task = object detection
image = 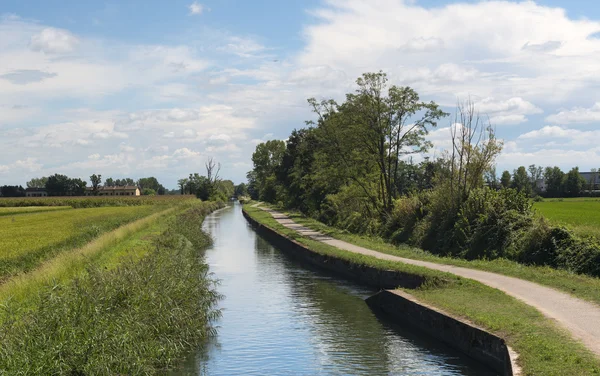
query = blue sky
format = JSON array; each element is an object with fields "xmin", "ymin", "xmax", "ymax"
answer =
[{"xmin": 1, "ymin": 0, "xmax": 600, "ymax": 188}]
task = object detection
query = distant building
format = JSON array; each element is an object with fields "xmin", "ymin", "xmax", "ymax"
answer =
[
  {"xmin": 25, "ymin": 188, "xmax": 48, "ymax": 197},
  {"xmin": 85, "ymin": 186, "xmax": 141, "ymax": 196},
  {"xmin": 580, "ymin": 172, "xmax": 600, "ymax": 191}
]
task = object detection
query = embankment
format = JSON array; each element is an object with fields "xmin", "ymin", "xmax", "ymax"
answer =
[{"xmin": 242, "ymin": 207, "xmax": 519, "ymax": 375}]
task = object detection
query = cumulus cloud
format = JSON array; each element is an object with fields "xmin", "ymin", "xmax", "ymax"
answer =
[
  {"xmin": 29, "ymin": 27, "xmax": 80, "ymax": 54},
  {"xmin": 546, "ymin": 103, "xmax": 600, "ymax": 124}
]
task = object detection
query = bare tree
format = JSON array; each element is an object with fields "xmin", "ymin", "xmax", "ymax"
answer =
[
  {"xmin": 205, "ymin": 157, "xmax": 221, "ymax": 188},
  {"xmin": 448, "ymin": 98, "xmax": 503, "ymax": 202}
]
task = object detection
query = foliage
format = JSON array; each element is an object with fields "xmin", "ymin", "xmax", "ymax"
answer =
[
  {"xmin": 500, "ymin": 170, "xmax": 511, "ymax": 188},
  {"xmin": 0, "ymin": 203, "xmax": 222, "ymax": 374},
  {"xmin": 0, "ymin": 185, "xmax": 25, "ymax": 197},
  {"xmin": 26, "ymin": 177, "xmax": 48, "ymax": 189},
  {"xmin": 89, "ymin": 174, "xmax": 102, "ymax": 195},
  {"xmin": 511, "ymin": 166, "xmax": 531, "ymax": 196}
]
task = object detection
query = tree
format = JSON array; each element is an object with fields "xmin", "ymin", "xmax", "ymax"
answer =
[
  {"xmin": 142, "ymin": 188, "xmax": 156, "ymax": 196},
  {"xmin": 137, "ymin": 177, "xmax": 164, "ymax": 194},
  {"xmin": 484, "ymin": 167, "xmax": 500, "ymax": 190},
  {"xmin": 251, "ymin": 140, "xmax": 285, "ymax": 202},
  {"xmin": 500, "ymin": 170, "xmax": 511, "ymax": 188},
  {"xmin": 45, "ymin": 174, "xmax": 71, "ymax": 196},
  {"xmin": 26, "ymin": 177, "xmax": 48, "ymax": 189},
  {"xmin": 234, "ymin": 183, "xmax": 249, "ymax": 197},
  {"xmin": 90, "ymin": 174, "xmax": 102, "ymax": 195},
  {"xmin": 69, "ymin": 178, "xmax": 87, "ymax": 196},
  {"xmin": 564, "ymin": 167, "xmax": 586, "ymax": 197},
  {"xmin": 309, "ymin": 72, "xmax": 446, "ymax": 214},
  {"xmin": 0, "ymin": 185, "xmax": 25, "ymax": 197},
  {"xmin": 528, "ymin": 164, "xmax": 543, "ymax": 194},
  {"xmin": 445, "ymin": 99, "xmax": 503, "ymax": 202},
  {"xmin": 544, "ymin": 166, "xmax": 564, "ymax": 198},
  {"xmin": 178, "ymin": 178, "xmax": 189, "ymax": 195},
  {"xmin": 105, "ymin": 178, "xmax": 115, "ymax": 187},
  {"xmin": 512, "ymin": 166, "xmax": 531, "ymax": 196}
]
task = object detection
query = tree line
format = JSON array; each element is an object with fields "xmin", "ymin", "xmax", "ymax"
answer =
[
  {"xmin": 246, "ymin": 71, "xmax": 600, "ymax": 278},
  {"xmin": 492, "ymin": 166, "xmax": 599, "ymax": 198},
  {"xmin": 0, "ymin": 174, "xmax": 169, "ymax": 197}
]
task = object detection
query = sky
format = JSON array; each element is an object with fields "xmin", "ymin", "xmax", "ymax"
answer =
[{"xmin": 1, "ymin": 0, "xmax": 600, "ymax": 188}]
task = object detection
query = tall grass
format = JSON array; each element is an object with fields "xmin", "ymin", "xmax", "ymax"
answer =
[{"xmin": 0, "ymin": 201, "xmax": 223, "ymax": 374}]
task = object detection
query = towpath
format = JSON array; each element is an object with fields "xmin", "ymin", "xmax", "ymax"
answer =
[{"xmin": 255, "ymin": 205, "xmax": 600, "ymax": 358}]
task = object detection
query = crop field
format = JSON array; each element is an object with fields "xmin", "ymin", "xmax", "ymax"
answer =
[
  {"xmin": 534, "ymin": 198, "xmax": 600, "ymax": 239},
  {"xmin": 0, "ymin": 205, "xmax": 161, "ymax": 280},
  {"xmin": 0, "ymin": 194, "xmax": 196, "ymax": 208},
  {"xmin": 0, "ymin": 206, "xmax": 71, "ymax": 216}
]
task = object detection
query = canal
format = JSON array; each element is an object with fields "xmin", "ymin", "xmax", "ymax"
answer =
[{"xmin": 175, "ymin": 203, "xmax": 495, "ymax": 375}]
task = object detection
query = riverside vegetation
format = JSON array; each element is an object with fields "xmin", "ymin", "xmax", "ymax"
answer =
[
  {"xmin": 246, "ymin": 71, "xmax": 600, "ymax": 279},
  {"xmin": 243, "ymin": 204, "xmax": 600, "ymax": 375},
  {"xmin": 0, "ymin": 196, "xmax": 223, "ymax": 374}
]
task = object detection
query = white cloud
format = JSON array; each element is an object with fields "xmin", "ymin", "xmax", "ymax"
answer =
[
  {"xmin": 29, "ymin": 27, "xmax": 79, "ymax": 54},
  {"xmin": 546, "ymin": 103, "xmax": 600, "ymax": 124},
  {"xmin": 189, "ymin": 2, "xmax": 204, "ymax": 15},
  {"xmin": 474, "ymin": 97, "xmax": 543, "ymax": 125}
]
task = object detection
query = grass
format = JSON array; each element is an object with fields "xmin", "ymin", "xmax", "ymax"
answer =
[
  {"xmin": 244, "ymin": 204, "xmax": 600, "ymax": 375},
  {"xmin": 272, "ymin": 206, "xmax": 600, "ymax": 307},
  {"xmin": 0, "ymin": 205, "xmax": 161, "ymax": 281},
  {"xmin": 534, "ymin": 200, "xmax": 600, "ymax": 239},
  {"xmin": 0, "ymin": 206, "xmax": 71, "ymax": 216},
  {"xmin": 0, "ymin": 201, "xmax": 223, "ymax": 374}
]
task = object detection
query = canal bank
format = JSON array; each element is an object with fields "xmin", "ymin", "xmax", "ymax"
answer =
[
  {"xmin": 243, "ymin": 203, "xmax": 600, "ymax": 375},
  {"xmin": 242, "ymin": 205, "xmax": 517, "ymax": 376},
  {"xmin": 175, "ymin": 202, "xmax": 494, "ymax": 375}
]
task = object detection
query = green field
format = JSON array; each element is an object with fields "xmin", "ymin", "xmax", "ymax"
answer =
[
  {"xmin": 0, "ymin": 203, "xmax": 167, "ymax": 281},
  {"xmin": 534, "ymin": 198, "xmax": 600, "ymax": 239},
  {"xmin": 0, "ymin": 206, "xmax": 71, "ymax": 216}
]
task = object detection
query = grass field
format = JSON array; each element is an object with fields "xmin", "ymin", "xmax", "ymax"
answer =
[
  {"xmin": 243, "ymin": 204, "xmax": 600, "ymax": 375},
  {"xmin": 534, "ymin": 199, "xmax": 600, "ymax": 239},
  {"xmin": 0, "ymin": 205, "xmax": 161, "ymax": 281},
  {"xmin": 0, "ymin": 206, "xmax": 71, "ymax": 216}
]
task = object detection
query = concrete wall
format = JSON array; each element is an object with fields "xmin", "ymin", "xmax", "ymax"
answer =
[
  {"xmin": 243, "ymin": 209, "xmax": 426, "ymax": 289},
  {"xmin": 243, "ymin": 207, "xmax": 521, "ymax": 375},
  {"xmin": 367, "ymin": 290, "xmax": 520, "ymax": 376}
]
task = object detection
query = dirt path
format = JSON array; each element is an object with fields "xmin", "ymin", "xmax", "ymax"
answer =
[{"xmin": 259, "ymin": 206, "xmax": 600, "ymax": 358}]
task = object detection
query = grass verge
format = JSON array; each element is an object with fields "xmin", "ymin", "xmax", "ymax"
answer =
[
  {"xmin": 244, "ymin": 204, "xmax": 600, "ymax": 375},
  {"xmin": 274, "ymin": 206, "xmax": 600, "ymax": 306},
  {"xmin": 0, "ymin": 201, "xmax": 223, "ymax": 374}
]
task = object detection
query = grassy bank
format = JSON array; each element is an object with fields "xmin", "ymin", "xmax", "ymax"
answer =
[
  {"xmin": 244, "ymin": 204, "xmax": 600, "ymax": 375},
  {"xmin": 277, "ymin": 207, "xmax": 600, "ymax": 306},
  {"xmin": 0, "ymin": 201, "xmax": 223, "ymax": 374}
]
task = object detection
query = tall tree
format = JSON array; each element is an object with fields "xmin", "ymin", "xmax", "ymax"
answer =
[
  {"xmin": 528, "ymin": 164, "xmax": 543, "ymax": 194},
  {"xmin": 544, "ymin": 166, "xmax": 564, "ymax": 198},
  {"xmin": 512, "ymin": 166, "xmax": 531, "ymax": 196},
  {"xmin": 500, "ymin": 170, "xmax": 511, "ymax": 189},
  {"xmin": 178, "ymin": 178, "xmax": 189, "ymax": 195},
  {"xmin": 26, "ymin": 177, "xmax": 48, "ymax": 189},
  {"xmin": 309, "ymin": 72, "xmax": 446, "ymax": 213},
  {"xmin": 251, "ymin": 140, "xmax": 285, "ymax": 202},
  {"xmin": 45, "ymin": 174, "xmax": 71, "ymax": 196},
  {"xmin": 104, "ymin": 177, "xmax": 115, "ymax": 187},
  {"xmin": 564, "ymin": 167, "xmax": 585, "ymax": 197},
  {"xmin": 90, "ymin": 174, "xmax": 102, "ymax": 195}
]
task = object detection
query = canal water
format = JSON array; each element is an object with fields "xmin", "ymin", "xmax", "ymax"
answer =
[{"xmin": 175, "ymin": 203, "xmax": 495, "ymax": 375}]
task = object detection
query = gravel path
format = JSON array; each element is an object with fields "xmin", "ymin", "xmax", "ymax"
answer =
[{"xmin": 259, "ymin": 206, "xmax": 600, "ymax": 358}]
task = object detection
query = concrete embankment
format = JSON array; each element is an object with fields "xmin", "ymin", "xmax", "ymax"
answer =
[{"xmin": 242, "ymin": 207, "xmax": 520, "ymax": 375}]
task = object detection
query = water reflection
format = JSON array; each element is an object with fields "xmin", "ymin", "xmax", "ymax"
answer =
[{"xmin": 173, "ymin": 203, "xmax": 496, "ymax": 376}]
